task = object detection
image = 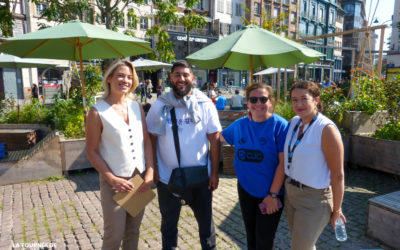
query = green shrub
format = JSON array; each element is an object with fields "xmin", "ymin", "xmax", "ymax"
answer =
[
  {"xmin": 372, "ymin": 74, "xmax": 400, "ymax": 141},
  {"xmin": 372, "ymin": 122, "xmax": 400, "ymax": 141},
  {"xmin": 1, "ymin": 98, "xmax": 50, "ymax": 124},
  {"xmin": 345, "ymin": 70, "xmax": 386, "ymax": 114},
  {"xmin": 342, "ymin": 97, "xmax": 381, "ymax": 115},
  {"xmin": 0, "ymin": 64, "xmax": 103, "ymax": 139},
  {"xmin": 47, "ymin": 95, "xmax": 85, "ymax": 138},
  {"xmin": 275, "ymin": 102, "xmax": 295, "ymax": 121},
  {"xmin": 320, "ymin": 86, "xmax": 345, "ymax": 124}
]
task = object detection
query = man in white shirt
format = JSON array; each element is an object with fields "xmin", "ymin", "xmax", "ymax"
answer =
[
  {"xmin": 146, "ymin": 60, "xmax": 221, "ymax": 250},
  {"xmin": 230, "ymin": 89, "xmax": 244, "ymax": 110}
]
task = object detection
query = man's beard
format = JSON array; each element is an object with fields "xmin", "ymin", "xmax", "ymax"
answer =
[{"xmin": 172, "ymin": 82, "xmax": 193, "ymax": 97}]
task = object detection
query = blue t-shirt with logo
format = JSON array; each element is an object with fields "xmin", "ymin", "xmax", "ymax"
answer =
[{"xmin": 222, "ymin": 114, "xmax": 289, "ymax": 198}]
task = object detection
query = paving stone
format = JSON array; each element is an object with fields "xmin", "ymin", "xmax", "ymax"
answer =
[{"xmin": 1, "ymin": 168, "xmax": 400, "ymax": 249}]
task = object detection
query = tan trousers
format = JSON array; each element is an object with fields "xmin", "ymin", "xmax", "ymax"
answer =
[
  {"xmin": 100, "ymin": 176, "xmax": 145, "ymax": 250},
  {"xmin": 284, "ymin": 179, "xmax": 333, "ymax": 250}
]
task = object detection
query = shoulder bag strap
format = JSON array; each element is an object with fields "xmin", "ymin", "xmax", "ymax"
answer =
[{"xmin": 170, "ymin": 108, "xmax": 181, "ymax": 168}]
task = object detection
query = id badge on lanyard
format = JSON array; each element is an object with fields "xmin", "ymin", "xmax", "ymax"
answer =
[{"xmin": 287, "ymin": 115, "xmax": 318, "ymax": 171}]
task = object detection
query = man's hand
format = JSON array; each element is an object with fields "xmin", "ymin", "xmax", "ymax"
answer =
[
  {"xmin": 138, "ymin": 178, "xmax": 153, "ymax": 192},
  {"xmin": 208, "ymin": 172, "xmax": 219, "ymax": 191},
  {"xmin": 153, "ymin": 168, "xmax": 160, "ymax": 184},
  {"xmin": 138, "ymin": 170, "xmax": 154, "ymax": 192}
]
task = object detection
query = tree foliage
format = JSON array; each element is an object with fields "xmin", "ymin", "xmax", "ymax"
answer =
[
  {"xmin": 0, "ymin": 1, "xmax": 13, "ymax": 37},
  {"xmin": 242, "ymin": 6, "xmax": 291, "ymax": 36}
]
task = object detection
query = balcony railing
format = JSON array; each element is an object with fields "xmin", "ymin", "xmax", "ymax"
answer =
[{"xmin": 165, "ymin": 24, "xmax": 216, "ymax": 36}]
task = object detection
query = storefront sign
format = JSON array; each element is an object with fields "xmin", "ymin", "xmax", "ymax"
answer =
[{"xmin": 176, "ymin": 36, "xmax": 208, "ymax": 43}]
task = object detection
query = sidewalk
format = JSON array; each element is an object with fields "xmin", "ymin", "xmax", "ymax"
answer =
[{"xmin": 0, "ymin": 167, "xmax": 399, "ymax": 249}]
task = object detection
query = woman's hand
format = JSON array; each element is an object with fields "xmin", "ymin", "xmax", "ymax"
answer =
[
  {"xmin": 331, "ymin": 210, "xmax": 346, "ymax": 229},
  {"xmin": 262, "ymin": 195, "xmax": 280, "ymax": 214},
  {"xmin": 108, "ymin": 175, "xmax": 134, "ymax": 193}
]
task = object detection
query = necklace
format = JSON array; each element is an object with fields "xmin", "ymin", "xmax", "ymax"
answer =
[{"xmin": 112, "ymin": 103, "xmax": 129, "ymax": 123}]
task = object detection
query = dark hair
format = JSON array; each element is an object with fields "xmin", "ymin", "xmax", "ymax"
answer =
[
  {"xmin": 245, "ymin": 83, "xmax": 275, "ymax": 111},
  {"xmin": 290, "ymin": 80, "xmax": 323, "ymax": 111},
  {"xmin": 235, "ymin": 89, "xmax": 239, "ymax": 94},
  {"xmin": 171, "ymin": 60, "xmax": 193, "ymax": 74}
]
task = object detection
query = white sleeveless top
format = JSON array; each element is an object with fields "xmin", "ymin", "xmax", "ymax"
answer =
[
  {"xmin": 94, "ymin": 99, "xmax": 146, "ymax": 177},
  {"xmin": 284, "ymin": 113, "xmax": 337, "ymax": 189}
]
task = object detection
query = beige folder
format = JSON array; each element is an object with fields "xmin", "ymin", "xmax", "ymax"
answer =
[{"xmin": 112, "ymin": 174, "xmax": 156, "ymax": 217}]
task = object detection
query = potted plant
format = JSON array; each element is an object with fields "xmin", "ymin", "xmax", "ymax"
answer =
[{"xmin": 344, "ymin": 71, "xmax": 399, "ymax": 175}]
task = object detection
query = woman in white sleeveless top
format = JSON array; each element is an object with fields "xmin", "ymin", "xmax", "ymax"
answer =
[
  {"xmin": 86, "ymin": 60, "xmax": 154, "ymax": 250},
  {"xmin": 283, "ymin": 81, "xmax": 346, "ymax": 250}
]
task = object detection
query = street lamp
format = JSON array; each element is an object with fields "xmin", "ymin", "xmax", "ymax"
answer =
[{"xmin": 373, "ymin": 18, "xmax": 392, "ymax": 26}]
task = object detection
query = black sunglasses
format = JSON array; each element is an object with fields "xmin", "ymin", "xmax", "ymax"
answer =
[{"xmin": 249, "ymin": 96, "xmax": 269, "ymax": 104}]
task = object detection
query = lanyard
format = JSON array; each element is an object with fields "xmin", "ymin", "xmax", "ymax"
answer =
[{"xmin": 287, "ymin": 114, "xmax": 318, "ymax": 170}]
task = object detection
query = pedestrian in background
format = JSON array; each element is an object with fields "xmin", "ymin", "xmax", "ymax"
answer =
[
  {"xmin": 156, "ymin": 80, "xmax": 163, "ymax": 98},
  {"xmin": 209, "ymin": 83, "xmax": 217, "ymax": 105},
  {"xmin": 230, "ymin": 89, "xmax": 243, "ymax": 110},
  {"xmin": 146, "ymin": 79, "xmax": 153, "ymax": 98},
  {"xmin": 222, "ymin": 84, "xmax": 288, "ymax": 249},
  {"xmin": 140, "ymin": 80, "xmax": 147, "ymax": 103},
  {"xmin": 31, "ymin": 84, "xmax": 39, "ymax": 98},
  {"xmin": 146, "ymin": 60, "xmax": 221, "ymax": 250},
  {"xmin": 284, "ymin": 80, "xmax": 346, "ymax": 250},
  {"xmin": 321, "ymin": 77, "xmax": 333, "ymax": 89},
  {"xmin": 86, "ymin": 59, "xmax": 154, "ymax": 250},
  {"xmin": 216, "ymin": 90, "xmax": 227, "ymax": 110}
]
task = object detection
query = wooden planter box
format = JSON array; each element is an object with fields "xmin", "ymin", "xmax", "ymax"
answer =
[
  {"xmin": 222, "ymin": 144, "xmax": 236, "ymax": 175},
  {"xmin": 367, "ymin": 191, "xmax": 400, "ymax": 248},
  {"xmin": 349, "ymin": 135, "xmax": 400, "ymax": 175},
  {"xmin": 60, "ymin": 138, "xmax": 92, "ymax": 172},
  {"xmin": 0, "ymin": 124, "xmax": 51, "ymax": 151},
  {"xmin": 218, "ymin": 110, "xmax": 247, "ymax": 122},
  {"xmin": 341, "ymin": 110, "xmax": 388, "ymax": 135},
  {"xmin": 0, "ymin": 129, "xmax": 38, "ymax": 151}
]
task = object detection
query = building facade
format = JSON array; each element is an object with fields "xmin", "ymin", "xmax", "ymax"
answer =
[
  {"xmin": 245, "ymin": 0, "xmax": 299, "ymax": 39},
  {"xmin": 0, "ymin": 0, "xmax": 29, "ymax": 99},
  {"xmin": 297, "ymin": 0, "xmax": 339, "ymax": 82},
  {"xmin": 333, "ymin": 4, "xmax": 344, "ymax": 82},
  {"xmin": 0, "ymin": 0, "xmax": 156, "ymax": 100},
  {"xmin": 387, "ymin": 0, "xmax": 400, "ymax": 68},
  {"xmin": 212, "ymin": 0, "xmax": 246, "ymax": 87},
  {"xmin": 341, "ymin": 0, "xmax": 366, "ymax": 79}
]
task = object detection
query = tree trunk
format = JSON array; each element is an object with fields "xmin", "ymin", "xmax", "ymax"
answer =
[{"xmin": 186, "ymin": 29, "xmax": 190, "ymax": 56}]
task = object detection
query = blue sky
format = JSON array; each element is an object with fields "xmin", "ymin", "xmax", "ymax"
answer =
[{"xmin": 365, "ymin": 0, "xmax": 395, "ymax": 50}]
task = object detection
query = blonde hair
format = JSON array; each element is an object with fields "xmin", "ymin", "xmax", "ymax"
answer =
[{"xmin": 102, "ymin": 59, "xmax": 138, "ymax": 99}]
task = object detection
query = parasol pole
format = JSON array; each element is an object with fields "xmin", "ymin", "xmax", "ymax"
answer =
[
  {"xmin": 250, "ymin": 55, "xmax": 253, "ymax": 85},
  {"xmin": 78, "ymin": 40, "xmax": 87, "ymax": 118}
]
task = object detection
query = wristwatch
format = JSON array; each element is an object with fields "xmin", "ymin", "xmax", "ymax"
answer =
[{"xmin": 269, "ymin": 192, "xmax": 278, "ymax": 198}]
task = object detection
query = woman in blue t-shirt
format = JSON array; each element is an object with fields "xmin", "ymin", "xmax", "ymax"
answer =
[{"xmin": 222, "ymin": 83, "xmax": 289, "ymax": 250}]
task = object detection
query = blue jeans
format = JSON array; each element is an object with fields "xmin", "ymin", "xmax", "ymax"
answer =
[{"xmin": 157, "ymin": 182, "xmax": 216, "ymax": 250}]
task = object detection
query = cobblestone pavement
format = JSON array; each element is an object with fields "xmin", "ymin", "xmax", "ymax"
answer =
[{"xmin": 0, "ymin": 166, "xmax": 399, "ymax": 249}]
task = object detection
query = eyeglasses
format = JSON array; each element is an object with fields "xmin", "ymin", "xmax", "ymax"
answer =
[{"xmin": 249, "ymin": 96, "xmax": 269, "ymax": 104}]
